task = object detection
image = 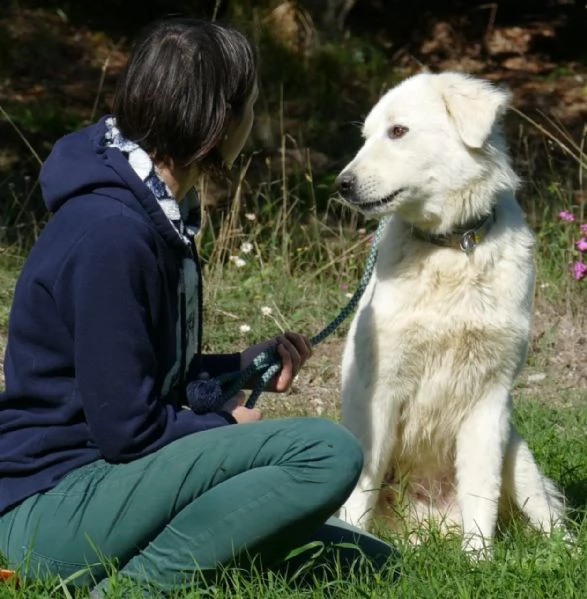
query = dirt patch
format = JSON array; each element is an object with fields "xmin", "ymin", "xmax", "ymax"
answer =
[
  {"xmin": 529, "ymin": 297, "xmax": 587, "ymax": 392},
  {"xmin": 1, "ymin": 7, "xmax": 586, "ymax": 164},
  {"xmin": 351, "ymin": 2, "xmax": 587, "ymax": 133},
  {"xmin": 0, "ymin": 8, "xmax": 127, "ymax": 173},
  {"xmin": 0, "ymin": 9, "xmax": 127, "ymax": 107}
]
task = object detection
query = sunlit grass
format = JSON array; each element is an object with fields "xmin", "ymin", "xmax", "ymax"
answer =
[
  {"xmin": 1, "ymin": 200, "xmax": 585, "ymax": 597},
  {"xmin": 0, "ymin": 396, "xmax": 584, "ymax": 598},
  {"xmin": 0, "ymin": 23, "xmax": 585, "ymax": 595}
]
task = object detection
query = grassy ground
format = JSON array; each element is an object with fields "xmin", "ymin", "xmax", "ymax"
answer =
[
  {"xmin": 0, "ymin": 200, "xmax": 586, "ymax": 597},
  {"xmin": 0, "ymin": 9, "xmax": 585, "ymax": 592}
]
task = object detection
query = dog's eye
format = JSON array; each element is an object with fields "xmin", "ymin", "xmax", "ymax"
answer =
[{"xmin": 388, "ymin": 125, "xmax": 409, "ymax": 139}]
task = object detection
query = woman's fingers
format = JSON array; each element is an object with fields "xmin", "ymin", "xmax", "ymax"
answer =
[
  {"xmin": 273, "ymin": 332, "xmax": 313, "ymax": 392},
  {"xmin": 221, "ymin": 390, "xmax": 246, "ymax": 412},
  {"xmin": 231, "ymin": 406, "xmax": 263, "ymax": 423},
  {"xmin": 276, "ymin": 334, "xmax": 301, "ymax": 374},
  {"xmin": 241, "ymin": 331, "xmax": 313, "ymax": 393},
  {"xmin": 275, "ymin": 341, "xmax": 294, "ymax": 391},
  {"xmin": 284, "ymin": 332, "xmax": 312, "ymax": 365}
]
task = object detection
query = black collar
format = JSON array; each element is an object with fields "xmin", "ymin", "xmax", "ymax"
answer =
[{"xmin": 411, "ymin": 209, "xmax": 496, "ymax": 254}]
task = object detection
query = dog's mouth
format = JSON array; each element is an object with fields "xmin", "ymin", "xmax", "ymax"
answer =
[{"xmin": 358, "ymin": 188, "xmax": 406, "ymax": 213}]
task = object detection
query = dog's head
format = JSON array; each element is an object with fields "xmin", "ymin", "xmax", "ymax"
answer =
[{"xmin": 336, "ymin": 72, "xmax": 517, "ymax": 233}]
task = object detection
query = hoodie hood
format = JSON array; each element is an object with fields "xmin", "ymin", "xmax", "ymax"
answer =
[{"xmin": 40, "ymin": 116, "xmax": 188, "ymax": 252}]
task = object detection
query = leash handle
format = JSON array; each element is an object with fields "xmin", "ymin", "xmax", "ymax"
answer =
[
  {"xmin": 218, "ymin": 348, "xmax": 281, "ymax": 407},
  {"xmin": 218, "ymin": 218, "xmax": 388, "ymax": 408}
]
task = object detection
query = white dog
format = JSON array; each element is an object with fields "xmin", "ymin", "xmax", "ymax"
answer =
[{"xmin": 336, "ymin": 72, "xmax": 566, "ymax": 555}]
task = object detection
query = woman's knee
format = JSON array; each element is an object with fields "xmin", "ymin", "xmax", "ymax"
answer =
[{"xmin": 289, "ymin": 417, "xmax": 364, "ymax": 485}]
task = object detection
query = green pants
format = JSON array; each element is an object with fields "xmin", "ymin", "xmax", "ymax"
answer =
[{"xmin": 0, "ymin": 417, "xmax": 395, "ymax": 593}]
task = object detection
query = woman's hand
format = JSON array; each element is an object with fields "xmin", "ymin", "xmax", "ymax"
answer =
[
  {"xmin": 221, "ymin": 390, "xmax": 262, "ymax": 423},
  {"xmin": 241, "ymin": 332, "xmax": 313, "ymax": 393}
]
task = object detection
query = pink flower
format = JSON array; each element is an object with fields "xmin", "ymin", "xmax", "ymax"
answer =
[
  {"xmin": 559, "ymin": 210, "xmax": 575, "ymax": 222},
  {"xmin": 577, "ymin": 238, "xmax": 587, "ymax": 252},
  {"xmin": 581, "ymin": 223, "xmax": 587, "ymax": 235},
  {"xmin": 573, "ymin": 261, "xmax": 587, "ymax": 281}
]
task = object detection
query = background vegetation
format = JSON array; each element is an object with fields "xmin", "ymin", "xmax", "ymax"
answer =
[{"xmin": 0, "ymin": 0, "xmax": 585, "ymax": 597}]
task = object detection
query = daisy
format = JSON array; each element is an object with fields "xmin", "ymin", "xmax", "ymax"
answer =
[{"xmin": 229, "ymin": 255, "xmax": 247, "ymax": 268}]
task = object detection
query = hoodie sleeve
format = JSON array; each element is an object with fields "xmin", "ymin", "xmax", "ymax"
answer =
[{"xmin": 53, "ymin": 214, "xmax": 233, "ymax": 463}]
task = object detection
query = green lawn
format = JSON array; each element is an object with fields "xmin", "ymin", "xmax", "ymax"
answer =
[
  {"xmin": 0, "ymin": 246, "xmax": 585, "ymax": 598},
  {"xmin": 1, "ymin": 3, "xmax": 585, "ymax": 594},
  {"xmin": 0, "ymin": 395, "xmax": 584, "ymax": 598}
]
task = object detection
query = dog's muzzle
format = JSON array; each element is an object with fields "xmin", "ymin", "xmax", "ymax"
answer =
[
  {"xmin": 336, "ymin": 171, "xmax": 357, "ymax": 201},
  {"xmin": 336, "ymin": 171, "xmax": 405, "ymax": 213}
]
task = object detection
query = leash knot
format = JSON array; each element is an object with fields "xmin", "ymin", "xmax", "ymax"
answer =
[{"xmin": 186, "ymin": 373, "xmax": 225, "ymax": 414}]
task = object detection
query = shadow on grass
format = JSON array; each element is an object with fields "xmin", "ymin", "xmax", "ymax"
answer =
[{"xmin": 565, "ymin": 477, "xmax": 587, "ymax": 525}]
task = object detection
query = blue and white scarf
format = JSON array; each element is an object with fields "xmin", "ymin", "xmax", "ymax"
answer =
[{"xmin": 104, "ymin": 117, "xmax": 201, "ymax": 396}]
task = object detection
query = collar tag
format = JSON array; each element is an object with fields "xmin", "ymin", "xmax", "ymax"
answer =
[
  {"xmin": 411, "ymin": 208, "xmax": 496, "ymax": 253},
  {"xmin": 459, "ymin": 230, "xmax": 480, "ymax": 255}
]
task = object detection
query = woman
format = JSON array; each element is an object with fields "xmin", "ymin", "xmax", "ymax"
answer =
[{"xmin": 0, "ymin": 17, "xmax": 394, "ymax": 595}]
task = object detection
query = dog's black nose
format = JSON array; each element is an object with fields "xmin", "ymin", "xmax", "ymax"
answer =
[{"xmin": 336, "ymin": 172, "xmax": 356, "ymax": 196}]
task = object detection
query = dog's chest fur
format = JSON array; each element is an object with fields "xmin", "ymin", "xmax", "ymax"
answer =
[{"xmin": 343, "ymin": 199, "xmax": 535, "ymax": 463}]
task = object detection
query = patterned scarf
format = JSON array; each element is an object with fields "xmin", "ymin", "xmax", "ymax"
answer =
[{"xmin": 104, "ymin": 117, "xmax": 201, "ymax": 396}]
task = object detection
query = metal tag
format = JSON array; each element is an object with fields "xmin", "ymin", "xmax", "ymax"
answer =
[{"xmin": 460, "ymin": 230, "xmax": 479, "ymax": 254}]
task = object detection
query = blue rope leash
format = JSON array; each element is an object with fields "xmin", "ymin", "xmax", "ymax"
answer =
[{"xmin": 215, "ymin": 218, "xmax": 388, "ymax": 409}]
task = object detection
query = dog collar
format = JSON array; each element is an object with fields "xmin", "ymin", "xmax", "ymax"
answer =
[{"xmin": 412, "ymin": 209, "xmax": 496, "ymax": 255}]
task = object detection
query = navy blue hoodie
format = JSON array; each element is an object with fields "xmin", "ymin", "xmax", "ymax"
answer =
[{"xmin": 0, "ymin": 118, "xmax": 240, "ymax": 516}]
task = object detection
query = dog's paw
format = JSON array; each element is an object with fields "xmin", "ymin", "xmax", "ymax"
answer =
[
  {"xmin": 556, "ymin": 525, "xmax": 581, "ymax": 558},
  {"xmin": 462, "ymin": 534, "xmax": 494, "ymax": 561}
]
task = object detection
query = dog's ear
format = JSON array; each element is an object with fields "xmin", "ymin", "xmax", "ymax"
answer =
[{"xmin": 435, "ymin": 73, "xmax": 511, "ymax": 149}]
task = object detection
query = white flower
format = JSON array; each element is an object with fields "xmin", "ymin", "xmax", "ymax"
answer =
[
  {"xmin": 239, "ymin": 324, "xmax": 251, "ymax": 334},
  {"xmin": 345, "ymin": 292, "xmax": 353, "ymax": 299},
  {"xmin": 313, "ymin": 397, "xmax": 324, "ymax": 416},
  {"xmin": 245, "ymin": 213, "xmax": 256, "ymax": 221},
  {"xmin": 240, "ymin": 241, "xmax": 254, "ymax": 254},
  {"xmin": 229, "ymin": 255, "xmax": 247, "ymax": 268},
  {"xmin": 261, "ymin": 306, "xmax": 273, "ymax": 316}
]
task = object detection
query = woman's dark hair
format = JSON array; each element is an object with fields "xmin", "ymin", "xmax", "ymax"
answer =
[{"xmin": 112, "ymin": 18, "xmax": 258, "ymax": 169}]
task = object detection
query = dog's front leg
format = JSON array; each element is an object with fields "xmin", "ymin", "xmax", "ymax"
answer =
[
  {"xmin": 339, "ymin": 386, "xmax": 401, "ymax": 530},
  {"xmin": 455, "ymin": 385, "xmax": 511, "ymax": 557}
]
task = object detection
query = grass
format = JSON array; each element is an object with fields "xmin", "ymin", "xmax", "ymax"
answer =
[
  {"xmin": 1, "ymin": 171, "xmax": 586, "ymax": 599},
  {"xmin": 1, "ymin": 121, "xmax": 586, "ymax": 599},
  {"xmin": 0, "ymin": 394, "xmax": 583, "ymax": 598},
  {"xmin": 0, "ymin": 197, "xmax": 585, "ymax": 597},
  {"xmin": 0, "ymin": 254, "xmax": 19, "ymax": 333},
  {"xmin": 0, "ymin": 8, "xmax": 585, "ymax": 595},
  {"xmin": 0, "ymin": 247, "xmax": 22, "ymax": 388}
]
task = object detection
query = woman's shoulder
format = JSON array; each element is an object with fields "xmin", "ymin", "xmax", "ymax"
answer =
[
  {"xmin": 28, "ymin": 196, "xmax": 167, "ymax": 287},
  {"xmin": 49, "ymin": 193, "xmax": 158, "ymax": 244}
]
